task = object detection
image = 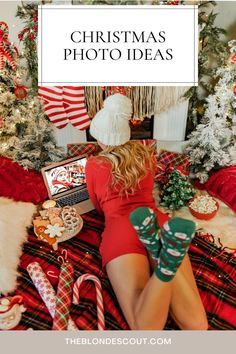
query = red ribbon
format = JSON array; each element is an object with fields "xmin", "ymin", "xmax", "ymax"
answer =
[
  {"xmin": 0, "ymin": 21, "xmax": 18, "ymax": 71},
  {"xmin": 0, "ymin": 295, "xmax": 24, "ymax": 314},
  {"xmin": 156, "ymin": 163, "xmax": 189, "ymax": 185}
]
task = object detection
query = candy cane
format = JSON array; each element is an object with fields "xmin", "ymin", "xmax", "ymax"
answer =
[
  {"xmin": 0, "ymin": 22, "xmax": 18, "ymax": 71},
  {"xmin": 73, "ymin": 274, "xmax": 105, "ymax": 330},
  {"xmin": 27, "ymin": 262, "xmax": 78, "ymax": 331}
]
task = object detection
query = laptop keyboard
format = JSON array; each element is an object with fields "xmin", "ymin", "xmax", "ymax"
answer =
[{"xmin": 57, "ymin": 189, "xmax": 89, "ymax": 207}]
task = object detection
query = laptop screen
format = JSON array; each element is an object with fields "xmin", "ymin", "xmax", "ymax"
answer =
[{"xmin": 44, "ymin": 157, "xmax": 87, "ymax": 196}]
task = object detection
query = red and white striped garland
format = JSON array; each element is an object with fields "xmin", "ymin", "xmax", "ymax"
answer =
[{"xmin": 73, "ymin": 274, "xmax": 105, "ymax": 330}]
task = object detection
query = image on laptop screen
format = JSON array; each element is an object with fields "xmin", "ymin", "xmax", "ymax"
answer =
[{"xmin": 45, "ymin": 157, "xmax": 87, "ymax": 196}]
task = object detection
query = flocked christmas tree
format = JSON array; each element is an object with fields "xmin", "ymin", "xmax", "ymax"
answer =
[
  {"xmin": 0, "ymin": 21, "xmax": 65, "ymax": 171},
  {"xmin": 185, "ymin": 40, "xmax": 236, "ymax": 183},
  {"xmin": 160, "ymin": 169, "xmax": 196, "ymax": 210},
  {"xmin": 185, "ymin": 1, "xmax": 228, "ymax": 128}
]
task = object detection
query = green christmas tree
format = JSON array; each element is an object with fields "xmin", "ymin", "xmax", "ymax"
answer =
[{"xmin": 160, "ymin": 170, "xmax": 196, "ymax": 210}]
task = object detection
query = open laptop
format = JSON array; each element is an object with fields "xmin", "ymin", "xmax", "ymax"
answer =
[{"xmin": 41, "ymin": 155, "xmax": 94, "ymax": 215}]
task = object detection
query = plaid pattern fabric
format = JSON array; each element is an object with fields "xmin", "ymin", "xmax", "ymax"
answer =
[
  {"xmin": 156, "ymin": 150, "xmax": 190, "ymax": 185},
  {"xmin": 158, "ymin": 150, "xmax": 190, "ymax": 168},
  {"xmin": 189, "ymin": 234, "xmax": 236, "ymax": 330},
  {"xmin": 53, "ymin": 263, "xmax": 74, "ymax": 330},
  {"xmin": 16, "ymin": 211, "xmax": 129, "ymax": 330},
  {"xmin": 165, "ymin": 233, "xmax": 236, "ymax": 330},
  {"xmin": 67, "ymin": 139, "xmax": 157, "ymax": 159},
  {"xmin": 15, "ymin": 211, "xmax": 236, "ymax": 330},
  {"xmin": 67, "ymin": 143, "xmax": 101, "ymax": 158}
]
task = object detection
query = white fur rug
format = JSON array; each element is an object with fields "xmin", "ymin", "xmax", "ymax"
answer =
[{"xmin": 0, "ymin": 198, "xmax": 36, "ymax": 295}]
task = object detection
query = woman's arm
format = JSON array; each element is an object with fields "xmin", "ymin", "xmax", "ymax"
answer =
[{"xmin": 85, "ymin": 158, "xmax": 103, "ymax": 215}]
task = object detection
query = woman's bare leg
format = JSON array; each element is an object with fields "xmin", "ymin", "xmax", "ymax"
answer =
[
  {"xmin": 170, "ymin": 254, "xmax": 208, "ymax": 329},
  {"xmin": 107, "ymin": 253, "xmax": 208, "ymax": 330},
  {"xmin": 149, "ymin": 253, "xmax": 208, "ymax": 330},
  {"xmin": 106, "ymin": 253, "xmax": 173, "ymax": 330}
]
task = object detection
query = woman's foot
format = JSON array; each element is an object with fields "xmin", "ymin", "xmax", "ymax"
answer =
[
  {"xmin": 156, "ymin": 218, "xmax": 196, "ymax": 282},
  {"xmin": 130, "ymin": 207, "xmax": 196, "ymax": 282},
  {"xmin": 129, "ymin": 207, "xmax": 161, "ymax": 260}
]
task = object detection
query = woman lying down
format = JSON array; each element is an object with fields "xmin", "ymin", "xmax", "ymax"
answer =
[{"xmin": 85, "ymin": 94, "xmax": 208, "ymax": 330}]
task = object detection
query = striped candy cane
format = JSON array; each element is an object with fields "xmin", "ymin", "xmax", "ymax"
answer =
[{"xmin": 73, "ymin": 274, "xmax": 105, "ymax": 330}]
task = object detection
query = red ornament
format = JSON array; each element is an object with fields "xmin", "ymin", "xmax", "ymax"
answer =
[
  {"xmin": 230, "ymin": 53, "xmax": 236, "ymax": 65},
  {"xmin": 14, "ymin": 85, "xmax": 27, "ymax": 99}
]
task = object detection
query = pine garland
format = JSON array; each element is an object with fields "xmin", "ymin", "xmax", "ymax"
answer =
[{"xmin": 16, "ymin": 2, "xmax": 38, "ymax": 91}]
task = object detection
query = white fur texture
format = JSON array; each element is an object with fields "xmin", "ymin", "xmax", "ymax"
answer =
[
  {"xmin": 0, "ymin": 198, "xmax": 36, "ymax": 295},
  {"xmin": 174, "ymin": 198, "xmax": 236, "ymax": 249}
]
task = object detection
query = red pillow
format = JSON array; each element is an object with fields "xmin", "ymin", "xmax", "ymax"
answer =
[
  {"xmin": 0, "ymin": 156, "xmax": 48, "ymax": 204},
  {"xmin": 195, "ymin": 166, "xmax": 236, "ymax": 213}
]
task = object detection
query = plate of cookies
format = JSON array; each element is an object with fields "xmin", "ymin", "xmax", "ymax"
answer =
[{"xmin": 33, "ymin": 200, "xmax": 83, "ymax": 250}]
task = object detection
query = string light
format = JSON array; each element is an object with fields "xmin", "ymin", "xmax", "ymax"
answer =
[
  {"xmin": 29, "ymin": 101, "xmax": 35, "ymax": 108},
  {"xmin": 1, "ymin": 143, "xmax": 8, "ymax": 150}
]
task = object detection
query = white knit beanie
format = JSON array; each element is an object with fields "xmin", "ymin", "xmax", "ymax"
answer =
[{"xmin": 89, "ymin": 93, "xmax": 132, "ymax": 146}]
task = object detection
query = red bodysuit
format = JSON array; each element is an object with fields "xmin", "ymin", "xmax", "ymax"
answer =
[{"xmin": 85, "ymin": 156, "xmax": 169, "ymax": 267}]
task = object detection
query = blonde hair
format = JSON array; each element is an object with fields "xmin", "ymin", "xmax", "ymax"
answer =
[{"xmin": 98, "ymin": 141, "xmax": 155, "ymax": 196}]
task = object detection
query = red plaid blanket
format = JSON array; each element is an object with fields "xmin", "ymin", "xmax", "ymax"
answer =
[
  {"xmin": 14, "ymin": 212, "xmax": 236, "ymax": 330},
  {"xmin": 16, "ymin": 211, "xmax": 128, "ymax": 330}
]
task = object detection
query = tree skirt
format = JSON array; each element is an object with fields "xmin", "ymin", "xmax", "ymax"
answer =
[{"xmin": 13, "ymin": 211, "xmax": 236, "ymax": 330}]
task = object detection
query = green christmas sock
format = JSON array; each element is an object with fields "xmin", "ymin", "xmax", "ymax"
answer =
[
  {"xmin": 129, "ymin": 207, "xmax": 161, "ymax": 260},
  {"xmin": 155, "ymin": 217, "xmax": 196, "ymax": 282}
]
